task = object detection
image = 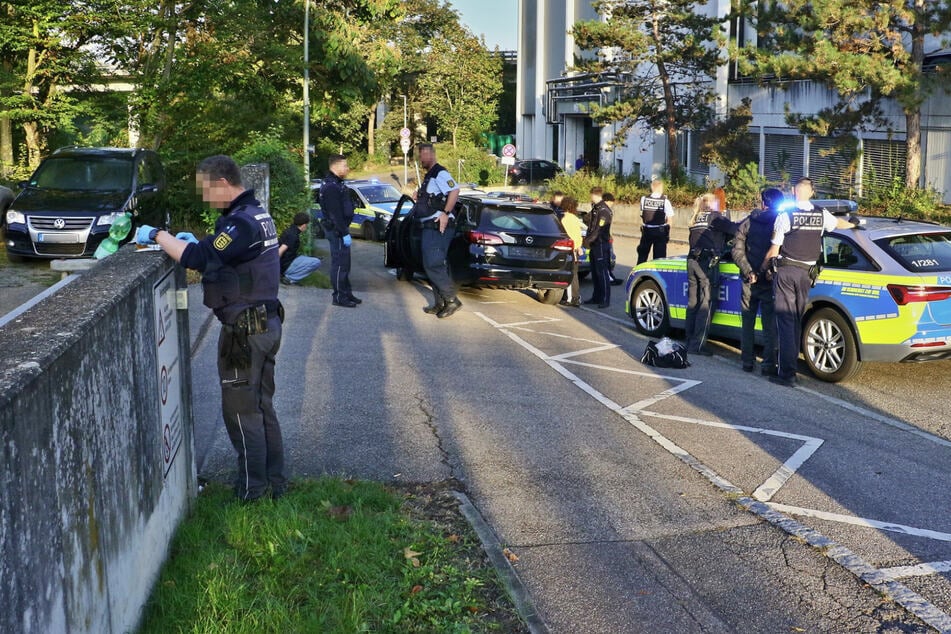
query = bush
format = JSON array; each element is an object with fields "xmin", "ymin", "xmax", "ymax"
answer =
[
  {"xmin": 426, "ymin": 143, "xmax": 500, "ymax": 187},
  {"xmin": 859, "ymin": 176, "xmax": 950, "ymax": 222},
  {"xmin": 544, "ymin": 171, "xmax": 703, "ymax": 207},
  {"xmin": 232, "ymin": 129, "xmax": 309, "ymax": 232}
]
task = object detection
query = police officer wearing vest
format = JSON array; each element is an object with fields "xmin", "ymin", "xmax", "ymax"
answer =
[
  {"xmin": 582, "ymin": 187, "xmax": 613, "ymax": 308},
  {"xmin": 685, "ymin": 193, "xmax": 735, "ymax": 355},
  {"xmin": 415, "ymin": 143, "xmax": 462, "ymax": 318},
  {"xmin": 636, "ymin": 178, "xmax": 675, "ymax": 264},
  {"xmin": 321, "ymin": 154, "xmax": 361, "ymax": 308},
  {"xmin": 732, "ymin": 187, "xmax": 784, "ymax": 375},
  {"xmin": 765, "ymin": 176, "xmax": 862, "ymax": 387},
  {"xmin": 135, "ymin": 155, "xmax": 286, "ymax": 502}
]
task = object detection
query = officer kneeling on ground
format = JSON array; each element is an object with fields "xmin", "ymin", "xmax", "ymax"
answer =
[
  {"xmin": 136, "ymin": 154, "xmax": 287, "ymax": 502},
  {"xmin": 764, "ymin": 176, "xmax": 863, "ymax": 387}
]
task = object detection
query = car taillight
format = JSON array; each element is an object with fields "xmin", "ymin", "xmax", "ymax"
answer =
[
  {"xmin": 887, "ymin": 284, "xmax": 951, "ymax": 305},
  {"xmin": 468, "ymin": 230, "xmax": 504, "ymax": 245},
  {"xmin": 553, "ymin": 238, "xmax": 574, "ymax": 252}
]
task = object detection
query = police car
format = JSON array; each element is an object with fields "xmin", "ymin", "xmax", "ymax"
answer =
[
  {"xmin": 625, "ymin": 209, "xmax": 951, "ymax": 382},
  {"xmin": 311, "ymin": 178, "xmax": 402, "ymax": 241}
]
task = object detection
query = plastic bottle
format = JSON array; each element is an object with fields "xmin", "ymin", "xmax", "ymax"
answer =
[{"xmin": 94, "ymin": 212, "xmax": 132, "ymax": 259}]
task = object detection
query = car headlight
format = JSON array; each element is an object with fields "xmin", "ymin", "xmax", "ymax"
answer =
[
  {"xmin": 97, "ymin": 212, "xmax": 124, "ymax": 226},
  {"xmin": 5, "ymin": 209, "xmax": 25, "ymax": 225}
]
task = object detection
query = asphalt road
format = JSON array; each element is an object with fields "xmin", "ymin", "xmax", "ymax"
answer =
[{"xmin": 185, "ymin": 237, "xmax": 950, "ymax": 633}]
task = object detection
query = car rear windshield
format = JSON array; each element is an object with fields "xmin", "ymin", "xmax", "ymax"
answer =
[
  {"xmin": 31, "ymin": 157, "xmax": 133, "ymax": 192},
  {"xmin": 875, "ymin": 231, "xmax": 951, "ymax": 273},
  {"xmin": 480, "ymin": 208, "xmax": 562, "ymax": 233}
]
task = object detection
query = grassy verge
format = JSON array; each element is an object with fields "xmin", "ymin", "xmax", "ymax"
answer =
[{"xmin": 138, "ymin": 479, "xmax": 525, "ymax": 633}]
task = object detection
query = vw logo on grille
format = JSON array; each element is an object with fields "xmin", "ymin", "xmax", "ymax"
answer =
[
  {"xmin": 525, "ymin": 236, "xmax": 534, "ymax": 245},
  {"xmin": 53, "ymin": 218, "xmax": 66, "ymax": 229}
]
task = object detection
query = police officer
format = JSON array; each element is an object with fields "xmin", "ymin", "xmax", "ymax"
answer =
[
  {"xmin": 684, "ymin": 193, "xmax": 735, "ymax": 355},
  {"xmin": 415, "ymin": 143, "xmax": 462, "ymax": 318},
  {"xmin": 636, "ymin": 178, "xmax": 674, "ymax": 264},
  {"xmin": 582, "ymin": 187, "xmax": 613, "ymax": 308},
  {"xmin": 732, "ymin": 188, "xmax": 784, "ymax": 375},
  {"xmin": 765, "ymin": 176, "xmax": 861, "ymax": 387},
  {"xmin": 321, "ymin": 154, "xmax": 361, "ymax": 308},
  {"xmin": 136, "ymin": 154, "xmax": 286, "ymax": 501}
]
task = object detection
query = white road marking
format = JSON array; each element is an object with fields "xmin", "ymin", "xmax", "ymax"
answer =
[
  {"xmin": 475, "ymin": 308, "xmax": 951, "ymax": 630},
  {"xmin": 879, "ymin": 560, "xmax": 951, "ymax": 581}
]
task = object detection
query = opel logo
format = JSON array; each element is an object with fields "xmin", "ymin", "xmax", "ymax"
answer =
[
  {"xmin": 53, "ymin": 218, "xmax": 65, "ymax": 229},
  {"xmin": 525, "ymin": 236, "xmax": 534, "ymax": 245}
]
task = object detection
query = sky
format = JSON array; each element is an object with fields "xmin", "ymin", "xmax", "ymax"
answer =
[{"xmin": 449, "ymin": 0, "xmax": 518, "ymax": 51}]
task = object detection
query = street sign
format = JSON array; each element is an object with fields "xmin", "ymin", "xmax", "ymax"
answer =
[
  {"xmin": 502, "ymin": 143, "xmax": 516, "ymax": 157},
  {"xmin": 399, "ymin": 127, "xmax": 411, "ymax": 139},
  {"xmin": 400, "ymin": 138, "xmax": 411, "ymax": 153},
  {"xmin": 500, "ymin": 156, "xmax": 515, "ymax": 166}
]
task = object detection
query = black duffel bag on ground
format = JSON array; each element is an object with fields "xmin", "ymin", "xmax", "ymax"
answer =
[{"xmin": 641, "ymin": 338, "xmax": 690, "ymax": 369}]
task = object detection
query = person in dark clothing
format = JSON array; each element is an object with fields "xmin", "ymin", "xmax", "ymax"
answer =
[
  {"xmin": 765, "ymin": 176, "xmax": 861, "ymax": 387},
  {"xmin": 321, "ymin": 155, "xmax": 361, "ymax": 307},
  {"xmin": 636, "ymin": 179, "xmax": 675, "ymax": 264},
  {"xmin": 732, "ymin": 188, "xmax": 784, "ymax": 375},
  {"xmin": 684, "ymin": 193, "xmax": 736, "ymax": 355},
  {"xmin": 415, "ymin": 143, "xmax": 462, "ymax": 318},
  {"xmin": 583, "ymin": 187, "xmax": 613, "ymax": 308},
  {"xmin": 278, "ymin": 212, "xmax": 321, "ymax": 285},
  {"xmin": 550, "ymin": 190, "xmax": 565, "ymax": 219},
  {"xmin": 135, "ymin": 154, "xmax": 286, "ymax": 502}
]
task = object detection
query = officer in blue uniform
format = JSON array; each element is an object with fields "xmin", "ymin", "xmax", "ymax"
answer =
[
  {"xmin": 415, "ymin": 143, "xmax": 462, "ymax": 318},
  {"xmin": 136, "ymin": 154, "xmax": 286, "ymax": 501},
  {"xmin": 321, "ymin": 154, "xmax": 361, "ymax": 308},
  {"xmin": 732, "ymin": 188, "xmax": 784, "ymax": 375},
  {"xmin": 636, "ymin": 178, "xmax": 675, "ymax": 264},
  {"xmin": 582, "ymin": 187, "xmax": 613, "ymax": 308},
  {"xmin": 684, "ymin": 193, "xmax": 735, "ymax": 355},
  {"xmin": 765, "ymin": 176, "xmax": 861, "ymax": 387}
]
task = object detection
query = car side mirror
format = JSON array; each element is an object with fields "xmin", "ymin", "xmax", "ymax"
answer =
[{"xmin": 138, "ymin": 184, "xmax": 159, "ymax": 194}]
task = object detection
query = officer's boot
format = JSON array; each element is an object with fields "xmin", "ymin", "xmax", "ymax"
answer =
[
  {"xmin": 437, "ymin": 297, "xmax": 463, "ymax": 319},
  {"xmin": 423, "ymin": 293, "xmax": 445, "ymax": 315}
]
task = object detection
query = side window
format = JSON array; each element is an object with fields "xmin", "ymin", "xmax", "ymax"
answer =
[
  {"xmin": 349, "ymin": 190, "xmax": 364, "ymax": 209},
  {"xmin": 821, "ymin": 235, "xmax": 875, "ymax": 271},
  {"xmin": 137, "ymin": 159, "xmax": 154, "ymax": 188}
]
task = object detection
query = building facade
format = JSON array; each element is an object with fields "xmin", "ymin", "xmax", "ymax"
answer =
[{"xmin": 516, "ymin": 0, "xmax": 951, "ymax": 202}]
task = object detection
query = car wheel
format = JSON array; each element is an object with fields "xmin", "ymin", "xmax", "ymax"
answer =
[
  {"xmin": 630, "ymin": 279, "xmax": 670, "ymax": 338},
  {"xmin": 362, "ymin": 221, "xmax": 378, "ymax": 242},
  {"xmin": 802, "ymin": 307, "xmax": 861, "ymax": 382},
  {"xmin": 537, "ymin": 289, "xmax": 562, "ymax": 305},
  {"xmin": 396, "ymin": 266, "xmax": 414, "ymax": 281}
]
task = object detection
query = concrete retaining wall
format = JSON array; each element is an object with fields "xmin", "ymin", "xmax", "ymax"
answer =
[{"xmin": 0, "ymin": 247, "xmax": 195, "ymax": 634}]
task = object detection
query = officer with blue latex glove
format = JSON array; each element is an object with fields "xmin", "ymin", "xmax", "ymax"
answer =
[
  {"xmin": 136, "ymin": 224, "xmax": 159, "ymax": 245},
  {"xmin": 320, "ymin": 154, "xmax": 360, "ymax": 307},
  {"xmin": 176, "ymin": 231, "xmax": 199, "ymax": 244},
  {"xmin": 342, "ymin": 234, "xmax": 352, "ymax": 248}
]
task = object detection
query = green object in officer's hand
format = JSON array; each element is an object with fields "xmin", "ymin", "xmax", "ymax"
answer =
[{"xmin": 94, "ymin": 212, "xmax": 132, "ymax": 259}]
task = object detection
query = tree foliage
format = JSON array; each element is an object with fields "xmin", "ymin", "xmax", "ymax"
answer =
[
  {"xmin": 572, "ymin": 0, "xmax": 725, "ymax": 178},
  {"xmin": 699, "ymin": 98, "xmax": 756, "ymax": 180},
  {"xmin": 733, "ymin": 0, "xmax": 951, "ymax": 189}
]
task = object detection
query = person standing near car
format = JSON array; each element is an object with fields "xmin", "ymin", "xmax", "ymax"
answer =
[
  {"xmin": 416, "ymin": 143, "xmax": 462, "ymax": 318},
  {"xmin": 559, "ymin": 196, "xmax": 583, "ymax": 307},
  {"xmin": 135, "ymin": 154, "xmax": 286, "ymax": 502},
  {"xmin": 636, "ymin": 178, "xmax": 675, "ymax": 265},
  {"xmin": 321, "ymin": 154, "xmax": 361, "ymax": 308},
  {"xmin": 583, "ymin": 186, "xmax": 613, "ymax": 308},
  {"xmin": 684, "ymin": 193, "xmax": 736, "ymax": 355},
  {"xmin": 732, "ymin": 188, "xmax": 784, "ymax": 375},
  {"xmin": 278, "ymin": 212, "xmax": 322, "ymax": 285},
  {"xmin": 765, "ymin": 176, "xmax": 861, "ymax": 386},
  {"xmin": 602, "ymin": 193, "xmax": 624, "ymax": 286}
]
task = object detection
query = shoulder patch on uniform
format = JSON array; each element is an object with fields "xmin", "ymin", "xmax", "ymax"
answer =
[
  {"xmin": 213, "ymin": 232, "xmax": 233, "ymax": 251},
  {"xmin": 599, "ymin": 219, "xmax": 606, "ymax": 226},
  {"xmin": 447, "ymin": 179, "xmax": 455, "ymax": 188}
]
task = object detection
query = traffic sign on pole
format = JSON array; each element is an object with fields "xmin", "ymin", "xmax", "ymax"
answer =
[
  {"xmin": 501, "ymin": 143, "xmax": 516, "ymax": 158},
  {"xmin": 400, "ymin": 138, "xmax": 411, "ymax": 154},
  {"xmin": 400, "ymin": 127, "xmax": 411, "ymax": 139}
]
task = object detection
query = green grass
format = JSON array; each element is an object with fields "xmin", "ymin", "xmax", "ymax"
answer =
[{"xmin": 138, "ymin": 479, "xmax": 521, "ymax": 633}]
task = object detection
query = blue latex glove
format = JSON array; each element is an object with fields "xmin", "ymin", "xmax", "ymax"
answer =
[
  {"xmin": 342, "ymin": 234, "xmax": 352, "ymax": 247},
  {"xmin": 135, "ymin": 224, "xmax": 158, "ymax": 245},
  {"xmin": 175, "ymin": 231, "xmax": 199, "ymax": 244}
]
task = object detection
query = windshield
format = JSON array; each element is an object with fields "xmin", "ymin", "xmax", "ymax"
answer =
[
  {"xmin": 31, "ymin": 157, "xmax": 133, "ymax": 192},
  {"xmin": 875, "ymin": 231, "xmax": 951, "ymax": 273},
  {"xmin": 354, "ymin": 184, "xmax": 401, "ymax": 204}
]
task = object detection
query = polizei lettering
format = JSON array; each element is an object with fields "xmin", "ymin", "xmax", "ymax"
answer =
[{"xmin": 791, "ymin": 212, "xmax": 824, "ymax": 228}]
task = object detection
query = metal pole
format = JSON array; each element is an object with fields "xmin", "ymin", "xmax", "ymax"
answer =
[
  {"xmin": 303, "ymin": 0, "xmax": 310, "ymax": 184},
  {"xmin": 400, "ymin": 94, "xmax": 408, "ymax": 185}
]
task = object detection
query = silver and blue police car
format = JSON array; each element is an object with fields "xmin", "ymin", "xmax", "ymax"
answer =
[
  {"xmin": 311, "ymin": 178, "xmax": 402, "ymax": 241},
  {"xmin": 626, "ymin": 210, "xmax": 951, "ymax": 382}
]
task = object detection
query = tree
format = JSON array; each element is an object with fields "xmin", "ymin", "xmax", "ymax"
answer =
[
  {"xmin": 416, "ymin": 31, "xmax": 502, "ymax": 147},
  {"xmin": 699, "ymin": 98, "xmax": 756, "ymax": 180},
  {"xmin": 572, "ymin": 0, "xmax": 726, "ymax": 178},
  {"xmin": 733, "ymin": 0, "xmax": 951, "ymax": 190}
]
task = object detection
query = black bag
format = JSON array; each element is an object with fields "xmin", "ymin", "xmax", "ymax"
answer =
[{"xmin": 641, "ymin": 338, "xmax": 690, "ymax": 369}]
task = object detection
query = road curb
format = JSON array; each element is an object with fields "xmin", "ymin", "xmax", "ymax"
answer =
[{"xmin": 452, "ymin": 491, "xmax": 549, "ymax": 634}]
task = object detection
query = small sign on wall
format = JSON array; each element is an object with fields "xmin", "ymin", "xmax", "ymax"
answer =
[{"xmin": 154, "ymin": 269, "xmax": 183, "ymax": 480}]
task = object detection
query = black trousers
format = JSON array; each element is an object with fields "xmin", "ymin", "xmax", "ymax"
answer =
[
  {"xmin": 773, "ymin": 264, "xmax": 811, "ymax": 380},
  {"xmin": 421, "ymin": 224, "xmax": 456, "ymax": 301},
  {"xmin": 741, "ymin": 280, "xmax": 777, "ymax": 371},
  {"xmin": 326, "ymin": 229, "xmax": 352, "ymax": 303},
  {"xmin": 636, "ymin": 225, "xmax": 670, "ymax": 265},
  {"xmin": 684, "ymin": 256, "xmax": 719, "ymax": 351},
  {"xmin": 589, "ymin": 241, "xmax": 611, "ymax": 305}
]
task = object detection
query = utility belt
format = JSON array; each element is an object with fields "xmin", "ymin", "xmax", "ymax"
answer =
[
  {"xmin": 688, "ymin": 248, "xmax": 720, "ymax": 266},
  {"xmin": 230, "ymin": 302, "xmax": 283, "ymax": 335},
  {"xmin": 420, "ymin": 218, "xmax": 454, "ymax": 230},
  {"xmin": 775, "ymin": 257, "xmax": 821, "ymax": 286}
]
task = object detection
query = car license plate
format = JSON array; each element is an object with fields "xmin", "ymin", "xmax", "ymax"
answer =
[
  {"xmin": 37, "ymin": 232, "xmax": 81, "ymax": 244},
  {"xmin": 507, "ymin": 246, "xmax": 546, "ymax": 259}
]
